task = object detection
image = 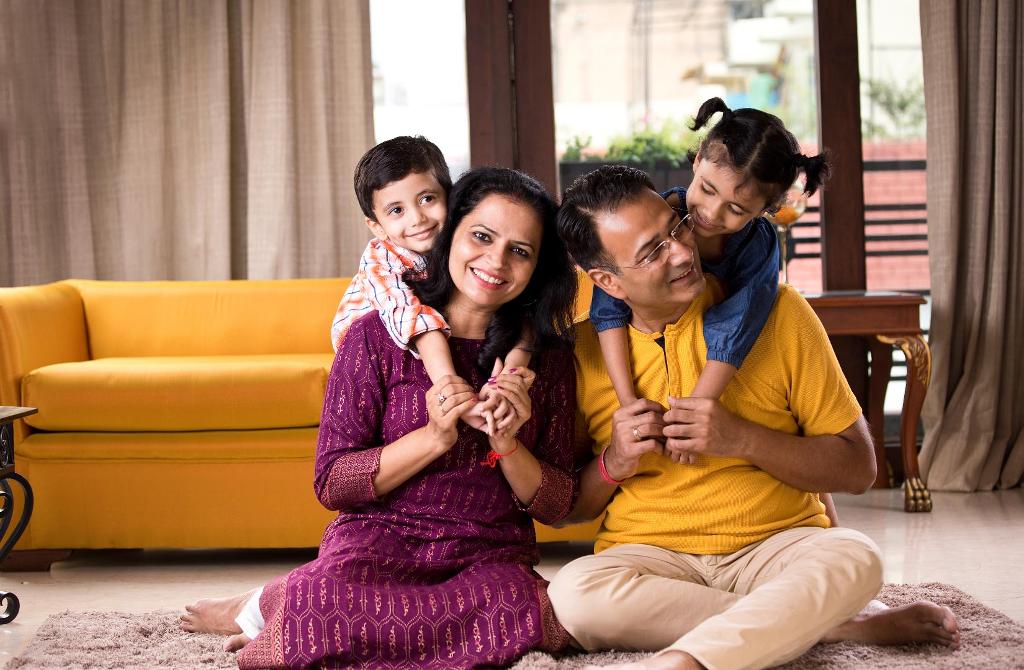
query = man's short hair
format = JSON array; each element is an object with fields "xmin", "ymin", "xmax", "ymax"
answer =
[
  {"xmin": 353, "ymin": 136, "xmax": 452, "ymax": 221},
  {"xmin": 557, "ymin": 164, "xmax": 656, "ymax": 272}
]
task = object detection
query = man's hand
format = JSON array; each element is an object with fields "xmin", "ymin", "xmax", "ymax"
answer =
[
  {"xmin": 603, "ymin": 398, "xmax": 667, "ymax": 481},
  {"xmin": 663, "ymin": 396, "xmax": 754, "ymax": 461}
]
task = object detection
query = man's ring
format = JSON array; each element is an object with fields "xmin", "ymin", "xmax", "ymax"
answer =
[
  {"xmin": 632, "ymin": 425, "xmax": 641, "ymax": 442},
  {"xmin": 437, "ymin": 393, "xmax": 447, "ymax": 407}
]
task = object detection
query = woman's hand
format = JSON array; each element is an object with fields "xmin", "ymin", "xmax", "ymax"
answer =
[
  {"xmin": 425, "ymin": 375, "xmax": 477, "ymax": 451},
  {"xmin": 487, "ymin": 369, "xmax": 533, "ymax": 449}
]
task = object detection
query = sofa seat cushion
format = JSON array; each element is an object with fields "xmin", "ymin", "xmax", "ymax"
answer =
[{"xmin": 22, "ymin": 354, "xmax": 334, "ymax": 431}]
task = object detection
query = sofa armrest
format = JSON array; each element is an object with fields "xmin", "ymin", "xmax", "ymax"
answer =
[{"xmin": 0, "ymin": 282, "xmax": 89, "ymax": 441}]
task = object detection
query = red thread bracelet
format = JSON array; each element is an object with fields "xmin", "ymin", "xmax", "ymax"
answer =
[
  {"xmin": 481, "ymin": 441, "xmax": 519, "ymax": 468},
  {"xmin": 598, "ymin": 445, "xmax": 624, "ymax": 485}
]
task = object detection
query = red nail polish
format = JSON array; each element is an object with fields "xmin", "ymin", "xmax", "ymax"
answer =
[{"xmin": 509, "ymin": 368, "xmax": 518, "ymax": 373}]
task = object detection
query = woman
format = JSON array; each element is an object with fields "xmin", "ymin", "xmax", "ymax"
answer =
[{"xmin": 181, "ymin": 167, "xmax": 579, "ymax": 669}]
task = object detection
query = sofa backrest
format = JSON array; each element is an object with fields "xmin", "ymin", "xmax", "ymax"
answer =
[{"xmin": 69, "ymin": 279, "xmax": 350, "ymax": 357}]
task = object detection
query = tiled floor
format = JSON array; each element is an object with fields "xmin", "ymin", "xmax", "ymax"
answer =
[{"xmin": 1, "ymin": 488, "xmax": 1022, "ymax": 664}]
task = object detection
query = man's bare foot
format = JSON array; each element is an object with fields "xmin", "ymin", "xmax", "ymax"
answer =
[
  {"xmin": 224, "ymin": 633, "xmax": 252, "ymax": 652},
  {"xmin": 823, "ymin": 600, "xmax": 960, "ymax": 648},
  {"xmin": 179, "ymin": 589, "xmax": 256, "ymax": 636},
  {"xmin": 585, "ymin": 650, "xmax": 703, "ymax": 670}
]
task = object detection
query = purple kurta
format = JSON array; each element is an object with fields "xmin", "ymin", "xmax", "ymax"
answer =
[{"xmin": 238, "ymin": 314, "xmax": 577, "ymax": 669}]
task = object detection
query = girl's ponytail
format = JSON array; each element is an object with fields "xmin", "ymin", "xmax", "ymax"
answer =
[
  {"xmin": 796, "ymin": 152, "xmax": 832, "ymax": 196},
  {"xmin": 688, "ymin": 96, "xmax": 832, "ymax": 207},
  {"xmin": 690, "ymin": 97, "xmax": 733, "ymax": 132}
]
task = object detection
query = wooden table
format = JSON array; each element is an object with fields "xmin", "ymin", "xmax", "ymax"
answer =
[
  {"xmin": 804, "ymin": 292, "xmax": 932, "ymax": 512},
  {"xmin": 0, "ymin": 406, "xmax": 36, "ymax": 623}
]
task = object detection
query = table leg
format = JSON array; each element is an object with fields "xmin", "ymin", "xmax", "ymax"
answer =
[
  {"xmin": 867, "ymin": 338, "xmax": 894, "ymax": 488},
  {"xmin": 878, "ymin": 333, "xmax": 932, "ymax": 513},
  {"xmin": 0, "ymin": 420, "xmax": 34, "ymax": 624}
]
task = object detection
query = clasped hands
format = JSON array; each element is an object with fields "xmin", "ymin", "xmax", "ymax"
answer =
[
  {"xmin": 601, "ymin": 396, "xmax": 752, "ymax": 482},
  {"xmin": 425, "ymin": 358, "xmax": 535, "ymax": 451}
]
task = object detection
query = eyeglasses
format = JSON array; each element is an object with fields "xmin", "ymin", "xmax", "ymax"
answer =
[{"xmin": 623, "ymin": 208, "xmax": 696, "ymax": 269}]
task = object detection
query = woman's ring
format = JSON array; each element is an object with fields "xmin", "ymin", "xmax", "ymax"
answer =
[
  {"xmin": 437, "ymin": 393, "xmax": 447, "ymax": 407},
  {"xmin": 632, "ymin": 425, "xmax": 641, "ymax": 442}
]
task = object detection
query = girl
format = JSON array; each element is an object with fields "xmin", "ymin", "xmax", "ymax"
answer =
[{"xmin": 591, "ymin": 97, "xmax": 838, "ymax": 520}]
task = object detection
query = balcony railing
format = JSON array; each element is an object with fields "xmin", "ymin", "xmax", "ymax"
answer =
[
  {"xmin": 790, "ymin": 159, "xmax": 929, "ymax": 395},
  {"xmin": 559, "ymin": 157, "xmax": 931, "ymax": 395}
]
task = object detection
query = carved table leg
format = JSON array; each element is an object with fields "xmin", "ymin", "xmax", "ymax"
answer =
[
  {"xmin": 878, "ymin": 333, "xmax": 932, "ymax": 512},
  {"xmin": 0, "ymin": 414, "xmax": 35, "ymax": 624},
  {"xmin": 867, "ymin": 339, "xmax": 894, "ymax": 488},
  {"xmin": 0, "ymin": 474, "xmax": 33, "ymax": 624}
]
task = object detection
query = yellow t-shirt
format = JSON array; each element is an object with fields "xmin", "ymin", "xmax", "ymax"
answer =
[{"xmin": 575, "ymin": 282, "xmax": 863, "ymax": 555}]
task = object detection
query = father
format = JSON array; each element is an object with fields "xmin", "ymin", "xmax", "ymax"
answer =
[{"xmin": 549, "ymin": 165, "xmax": 958, "ymax": 670}]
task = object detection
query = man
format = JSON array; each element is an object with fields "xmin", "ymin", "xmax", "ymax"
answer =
[{"xmin": 549, "ymin": 165, "xmax": 959, "ymax": 670}]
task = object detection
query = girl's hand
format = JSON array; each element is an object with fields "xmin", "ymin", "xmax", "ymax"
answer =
[{"xmin": 426, "ymin": 375, "xmax": 477, "ymax": 450}]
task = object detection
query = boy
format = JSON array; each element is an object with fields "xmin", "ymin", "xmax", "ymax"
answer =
[{"xmin": 331, "ymin": 136, "xmax": 528, "ymax": 434}]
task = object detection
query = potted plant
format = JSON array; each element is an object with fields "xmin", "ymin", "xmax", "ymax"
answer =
[{"xmin": 558, "ymin": 122, "xmax": 700, "ymax": 192}]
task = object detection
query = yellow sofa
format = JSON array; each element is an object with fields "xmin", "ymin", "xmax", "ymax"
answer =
[{"xmin": 0, "ymin": 279, "xmax": 597, "ymax": 564}]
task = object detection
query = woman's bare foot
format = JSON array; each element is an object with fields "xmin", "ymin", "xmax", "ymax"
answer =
[
  {"xmin": 179, "ymin": 589, "xmax": 256, "ymax": 636},
  {"xmin": 585, "ymin": 650, "xmax": 703, "ymax": 670},
  {"xmin": 823, "ymin": 600, "xmax": 960, "ymax": 648},
  {"xmin": 224, "ymin": 633, "xmax": 252, "ymax": 652}
]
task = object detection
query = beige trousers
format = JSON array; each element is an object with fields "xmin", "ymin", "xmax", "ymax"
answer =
[{"xmin": 548, "ymin": 527, "xmax": 883, "ymax": 670}]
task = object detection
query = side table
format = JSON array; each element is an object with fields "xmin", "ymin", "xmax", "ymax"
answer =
[
  {"xmin": 0, "ymin": 406, "xmax": 36, "ymax": 624},
  {"xmin": 804, "ymin": 292, "xmax": 932, "ymax": 513}
]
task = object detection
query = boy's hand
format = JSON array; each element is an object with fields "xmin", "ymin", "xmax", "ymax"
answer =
[
  {"xmin": 463, "ymin": 400, "xmax": 496, "ymax": 434},
  {"xmin": 460, "ymin": 358, "xmax": 538, "ymax": 436}
]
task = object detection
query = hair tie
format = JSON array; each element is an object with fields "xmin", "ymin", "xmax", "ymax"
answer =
[{"xmin": 792, "ymin": 153, "xmax": 807, "ymax": 169}]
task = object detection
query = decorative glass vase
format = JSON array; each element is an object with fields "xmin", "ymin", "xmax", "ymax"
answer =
[{"xmin": 765, "ymin": 177, "xmax": 808, "ymax": 284}]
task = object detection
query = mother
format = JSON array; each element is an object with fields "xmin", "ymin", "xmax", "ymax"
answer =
[{"xmin": 182, "ymin": 167, "xmax": 579, "ymax": 669}]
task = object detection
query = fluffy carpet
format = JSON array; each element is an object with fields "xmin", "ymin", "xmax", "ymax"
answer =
[{"xmin": 6, "ymin": 583, "xmax": 1023, "ymax": 669}]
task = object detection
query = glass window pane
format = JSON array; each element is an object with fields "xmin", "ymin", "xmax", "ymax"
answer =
[
  {"xmin": 551, "ymin": 0, "xmax": 821, "ymax": 291},
  {"xmin": 858, "ymin": 0, "xmax": 928, "ymax": 294},
  {"xmin": 857, "ymin": 0, "xmax": 929, "ymax": 418},
  {"xmin": 369, "ymin": 0, "xmax": 470, "ymax": 178}
]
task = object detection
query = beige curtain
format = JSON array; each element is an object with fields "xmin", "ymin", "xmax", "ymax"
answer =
[
  {"xmin": 919, "ymin": 0, "xmax": 1024, "ymax": 491},
  {"xmin": 0, "ymin": 0, "xmax": 373, "ymax": 286}
]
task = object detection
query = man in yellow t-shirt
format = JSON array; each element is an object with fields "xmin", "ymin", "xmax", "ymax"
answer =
[{"xmin": 548, "ymin": 166, "xmax": 958, "ymax": 670}]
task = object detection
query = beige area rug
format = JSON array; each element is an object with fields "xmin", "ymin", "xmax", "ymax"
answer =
[{"xmin": 5, "ymin": 583, "xmax": 1023, "ymax": 669}]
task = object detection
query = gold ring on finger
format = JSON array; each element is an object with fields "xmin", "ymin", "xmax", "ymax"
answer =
[{"xmin": 632, "ymin": 425, "xmax": 641, "ymax": 442}]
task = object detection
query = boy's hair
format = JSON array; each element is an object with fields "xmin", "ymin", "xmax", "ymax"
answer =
[
  {"xmin": 557, "ymin": 164, "xmax": 657, "ymax": 273},
  {"xmin": 408, "ymin": 167, "xmax": 577, "ymax": 370},
  {"xmin": 353, "ymin": 136, "xmax": 452, "ymax": 220},
  {"xmin": 689, "ymin": 97, "xmax": 831, "ymax": 208}
]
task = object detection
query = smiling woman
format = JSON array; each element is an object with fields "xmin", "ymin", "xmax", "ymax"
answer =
[
  {"xmin": 410, "ymin": 167, "xmax": 579, "ymax": 372},
  {"xmin": 181, "ymin": 167, "xmax": 580, "ymax": 670}
]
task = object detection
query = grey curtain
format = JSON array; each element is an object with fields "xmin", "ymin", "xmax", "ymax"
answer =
[
  {"xmin": 0, "ymin": 0, "xmax": 374, "ymax": 286},
  {"xmin": 919, "ymin": 0, "xmax": 1024, "ymax": 490}
]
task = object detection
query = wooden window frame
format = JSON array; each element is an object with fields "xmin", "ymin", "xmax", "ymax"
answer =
[{"xmin": 465, "ymin": 2, "xmax": 869, "ymax": 399}]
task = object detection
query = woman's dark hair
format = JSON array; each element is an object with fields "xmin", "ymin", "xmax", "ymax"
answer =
[
  {"xmin": 407, "ymin": 167, "xmax": 577, "ymax": 371},
  {"xmin": 353, "ymin": 135, "xmax": 452, "ymax": 220},
  {"xmin": 688, "ymin": 97, "xmax": 831, "ymax": 209}
]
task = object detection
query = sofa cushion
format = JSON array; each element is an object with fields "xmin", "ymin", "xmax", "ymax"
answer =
[
  {"xmin": 22, "ymin": 354, "xmax": 334, "ymax": 431},
  {"xmin": 69, "ymin": 278, "xmax": 348, "ymax": 358}
]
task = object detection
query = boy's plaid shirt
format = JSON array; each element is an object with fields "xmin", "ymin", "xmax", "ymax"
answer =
[{"xmin": 331, "ymin": 238, "xmax": 450, "ymax": 355}]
